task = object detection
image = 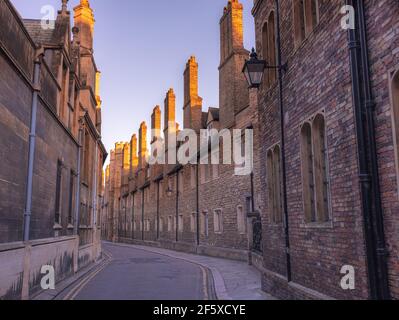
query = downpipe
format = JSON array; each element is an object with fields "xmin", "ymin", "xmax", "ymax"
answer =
[
  {"xmin": 74, "ymin": 122, "xmax": 83, "ymax": 235},
  {"xmin": 23, "ymin": 48, "xmax": 44, "ymax": 242},
  {"xmin": 346, "ymin": 0, "xmax": 390, "ymax": 300},
  {"xmin": 356, "ymin": 0, "xmax": 390, "ymax": 300}
]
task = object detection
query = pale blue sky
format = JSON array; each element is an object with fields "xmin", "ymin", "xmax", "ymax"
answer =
[{"xmin": 12, "ymin": 0, "xmax": 255, "ymax": 163}]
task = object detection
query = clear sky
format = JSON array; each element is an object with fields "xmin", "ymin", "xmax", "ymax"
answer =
[{"xmin": 12, "ymin": 0, "xmax": 255, "ymax": 164}]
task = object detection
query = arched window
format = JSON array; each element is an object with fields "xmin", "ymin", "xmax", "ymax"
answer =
[
  {"xmin": 261, "ymin": 12, "xmax": 277, "ymax": 89},
  {"xmin": 273, "ymin": 145, "xmax": 283, "ymax": 223},
  {"xmin": 391, "ymin": 71, "xmax": 399, "ymax": 191},
  {"xmin": 301, "ymin": 122, "xmax": 316, "ymax": 222},
  {"xmin": 266, "ymin": 146, "xmax": 283, "ymax": 224},
  {"xmin": 313, "ymin": 114, "xmax": 329, "ymax": 222},
  {"xmin": 262, "ymin": 22, "xmax": 270, "ymax": 88},
  {"xmin": 300, "ymin": 114, "xmax": 330, "ymax": 223},
  {"xmin": 268, "ymin": 11, "xmax": 277, "ymax": 85},
  {"xmin": 293, "ymin": 0, "xmax": 320, "ymax": 47},
  {"xmin": 266, "ymin": 150, "xmax": 275, "ymax": 222},
  {"xmin": 293, "ymin": 0, "xmax": 306, "ymax": 46}
]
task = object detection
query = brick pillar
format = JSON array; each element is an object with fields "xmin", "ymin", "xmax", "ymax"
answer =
[
  {"xmin": 138, "ymin": 122, "xmax": 148, "ymax": 170},
  {"xmin": 164, "ymin": 89, "xmax": 176, "ymax": 154},
  {"xmin": 151, "ymin": 105, "xmax": 162, "ymax": 142},
  {"xmin": 130, "ymin": 134, "xmax": 138, "ymax": 176},
  {"xmin": 183, "ymin": 56, "xmax": 203, "ymax": 133}
]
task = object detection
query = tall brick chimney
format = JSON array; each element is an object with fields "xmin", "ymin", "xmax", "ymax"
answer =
[
  {"xmin": 73, "ymin": 0, "xmax": 95, "ymax": 50},
  {"xmin": 138, "ymin": 122, "xmax": 148, "ymax": 170},
  {"xmin": 130, "ymin": 134, "xmax": 138, "ymax": 175},
  {"xmin": 219, "ymin": 0, "xmax": 249, "ymax": 128},
  {"xmin": 183, "ymin": 56, "xmax": 203, "ymax": 133},
  {"xmin": 123, "ymin": 142, "xmax": 130, "ymax": 171},
  {"xmin": 164, "ymin": 89, "xmax": 176, "ymax": 149},
  {"xmin": 151, "ymin": 105, "xmax": 162, "ymax": 143}
]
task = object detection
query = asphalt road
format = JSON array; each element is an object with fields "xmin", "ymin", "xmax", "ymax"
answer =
[{"xmin": 72, "ymin": 243, "xmax": 207, "ymax": 300}]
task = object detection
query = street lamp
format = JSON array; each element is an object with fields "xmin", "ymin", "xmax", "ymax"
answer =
[
  {"xmin": 242, "ymin": 48, "xmax": 267, "ymax": 89},
  {"xmin": 243, "ymin": 48, "xmax": 287, "ymax": 89}
]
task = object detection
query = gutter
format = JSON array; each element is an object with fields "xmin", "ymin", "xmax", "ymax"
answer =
[
  {"xmin": 346, "ymin": 0, "xmax": 390, "ymax": 300},
  {"xmin": 74, "ymin": 121, "xmax": 83, "ymax": 235},
  {"xmin": 23, "ymin": 48, "xmax": 44, "ymax": 242}
]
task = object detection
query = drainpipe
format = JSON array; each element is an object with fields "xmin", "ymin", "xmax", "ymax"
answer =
[
  {"xmin": 23, "ymin": 48, "xmax": 44, "ymax": 242},
  {"xmin": 74, "ymin": 122, "xmax": 83, "ymax": 235},
  {"xmin": 132, "ymin": 192, "xmax": 135, "ymax": 240},
  {"xmin": 275, "ymin": 0, "xmax": 292, "ymax": 282},
  {"xmin": 357, "ymin": 0, "xmax": 390, "ymax": 300},
  {"xmin": 176, "ymin": 170, "xmax": 180, "ymax": 242},
  {"xmin": 141, "ymin": 189, "xmax": 145, "ymax": 241},
  {"xmin": 196, "ymin": 163, "xmax": 200, "ymax": 246},
  {"xmin": 156, "ymin": 182, "xmax": 160, "ymax": 240},
  {"xmin": 346, "ymin": 0, "xmax": 390, "ymax": 300}
]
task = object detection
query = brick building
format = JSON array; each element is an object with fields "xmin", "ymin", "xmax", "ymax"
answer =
[
  {"xmin": 0, "ymin": 0, "xmax": 106, "ymax": 299},
  {"xmin": 252, "ymin": 0, "xmax": 398, "ymax": 300},
  {"xmin": 103, "ymin": 0, "xmax": 258, "ymax": 261},
  {"xmin": 102, "ymin": 0, "xmax": 399, "ymax": 300}
]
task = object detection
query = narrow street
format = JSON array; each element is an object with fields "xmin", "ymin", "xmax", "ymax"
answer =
[{"xmin": 67, "ymin": 243, "xmax": 211, "ymax": 300}]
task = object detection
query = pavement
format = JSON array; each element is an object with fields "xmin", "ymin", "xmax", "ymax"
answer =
[{"xmin": 34, "ymin": 241, "xmax": 275, "ymax": 300}]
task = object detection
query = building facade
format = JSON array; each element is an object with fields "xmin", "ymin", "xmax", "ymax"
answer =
[
  {"xmin": 253, "ymin": 0, "xmax": 398, "ymax": 300},
  {"xmin": 0, "ymin": 0, "xmax": 106, "ymax": 299},
  {"xmin": 103, "ymin": 0, "xmax": 260, "ymax": 261},
  {"xmin": 102, "ymin": 0, "xmax": 399, "ymax": 300}
]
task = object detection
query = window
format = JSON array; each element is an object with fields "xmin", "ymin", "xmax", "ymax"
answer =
[
  {"xmin": 159, "ymin": 217, "xmax": 164, "ymax": 232},
  {"xmin": 391, "ymin": 70, "xmax": 399, "ymax": 192},
  {"xmin": 301, "ymin": 123, "xmax": 316, "ymax": 222},
  {"xmin": 261, "ymin": 12, "xmax": 277, "ymax": 89},
  {"xmin": 262, "ymin": 22, "xmax": 270, "ymax": 88},
  {"xmin": 267, "ymin": 12, "xmax": 276, "ymax": 85},
  {"xmin": 159, "ymin": 180, "xmax": 164, "ymax": 199},
  {"xmin": 293, "ymin": 0, "xmax": 320, "ymax": 47},
  {"xmin": 213, "ymin": 209, "xmax": 223, "ymax": 233},
  {"xmin": 200, "ymin": 211, "xmax": 208, "ymax": 237},
  {"xmin": 83, "ymin": 130, "xmax": 90, "ymax": 184},
  {"xmin": 168, "ymin": 216, "xmax": 173, "ymax": 232},
  {"xmin": 190, "ymin": 213, "xmax": 196, "ymax": 232},
  {"xmin": 266, "ymin": 146, "xmax": 283, "ymax": 223},
  {"xmin": 59, "ymin": 63, "xmax": 68, "ymax": 118},
  {"xmin": 201, "ymin": 165, "xmax": 211, "ymax": 184},
  {"xmin": 237, "ymin": 206, "xmax": 246, "ymax": 234},
  {"xmin": 178, "ymin": 171, "xmax": 184, "ymax": 195},
  {"xmin": 190, "ymin": 166, "xmax": 196, "ymax": 189},
  {"xmin": 300, "ymin": 114, "xmax": 330, "ymax": 223},
  {"xmin": 312, "ymin": 114, "xmax": 329, "ymax": 222},
  {"xmin": 55, "ymin": 160, "xmax": 63, "ymax": 225},
  {"xmin": 213, "ymin": 164, "xmax": 219, "ymax": 179},
  {"xmin": 178, "ymin": 215, "xmax": 184, "ymax": 233},
  {"xmin": 68, "ymin": 170, "xmax": 75, "ymax": 225},
  {"xmin": 145, "ymin": 219, "xmax": 151, "ymax": 232}
]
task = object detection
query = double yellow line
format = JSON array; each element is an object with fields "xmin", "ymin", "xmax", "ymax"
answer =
[{"xmin": 63, "ymin": 250, "xmax": 112, "ymax": 300}]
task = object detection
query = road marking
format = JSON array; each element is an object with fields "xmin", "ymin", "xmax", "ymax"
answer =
[{"xmin": 63, "ymin": 250, "xmax": 112, "ymax": 300}]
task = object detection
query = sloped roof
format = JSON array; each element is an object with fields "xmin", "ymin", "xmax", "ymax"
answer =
[
  {"xmin": 23, "ymin": 15, "xmax": 70, "ymax": 46},
  {"xmin": 23, "ymin": 19, "xmax": 56, "ymax": 45}
]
